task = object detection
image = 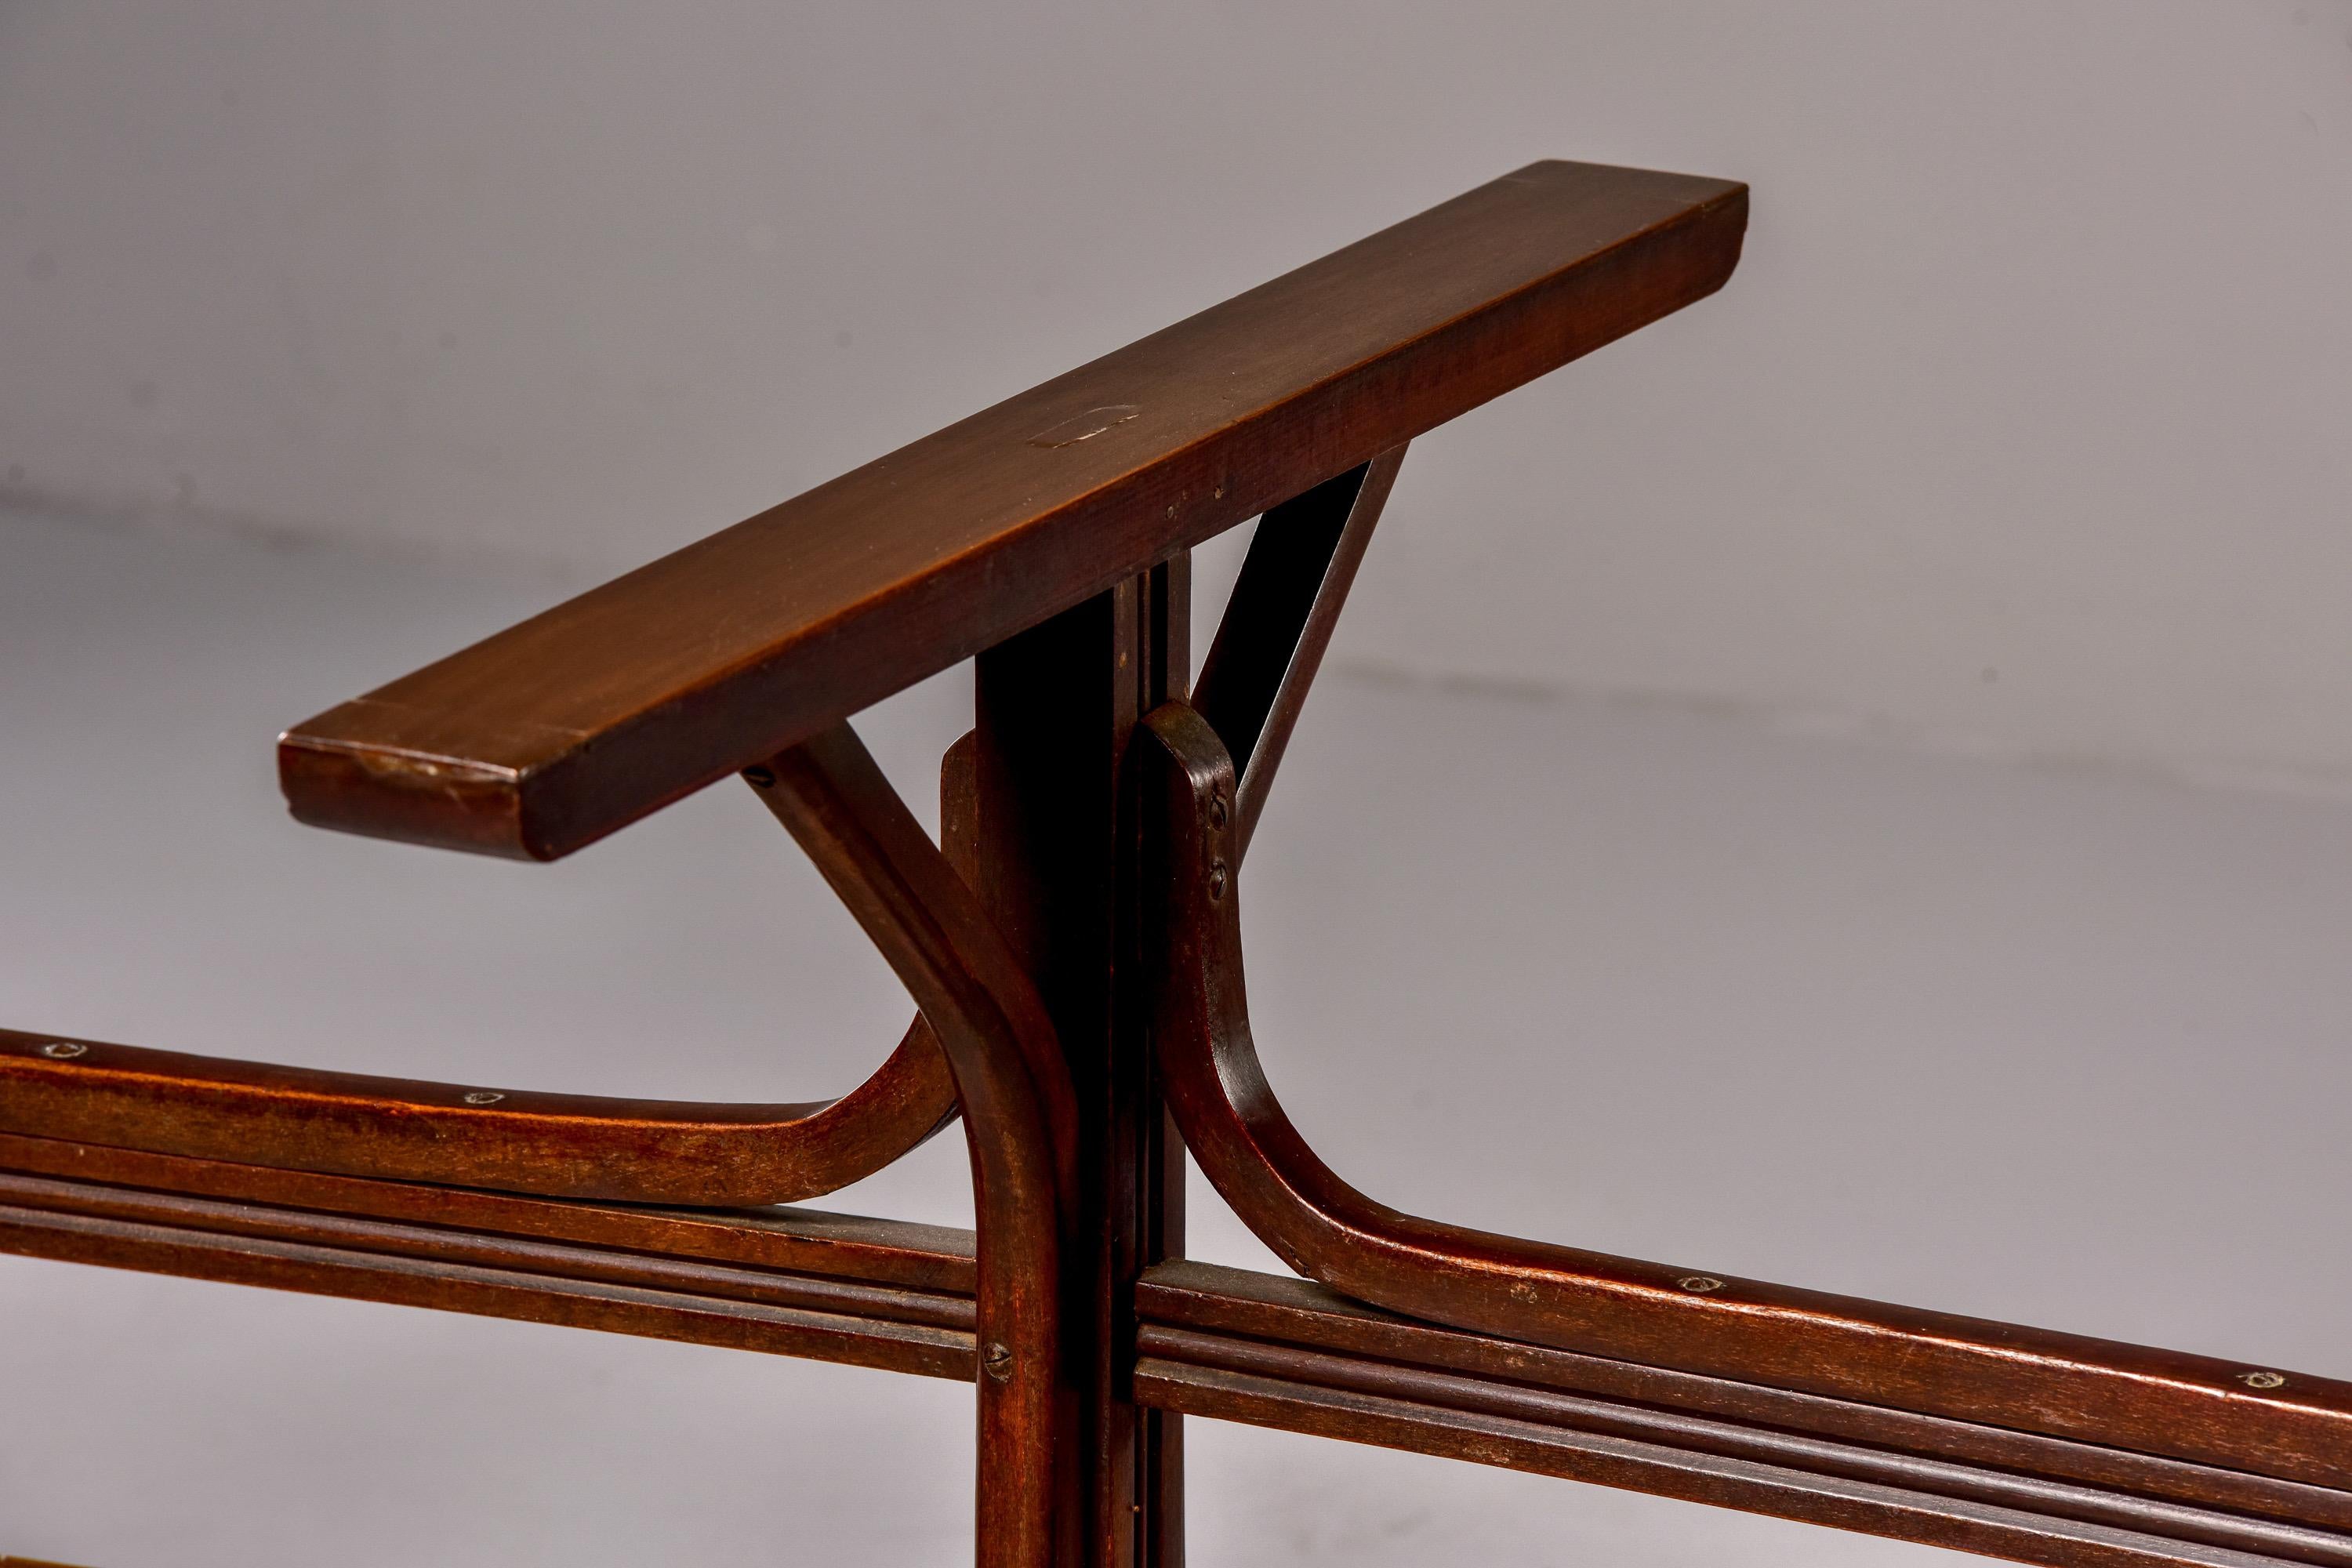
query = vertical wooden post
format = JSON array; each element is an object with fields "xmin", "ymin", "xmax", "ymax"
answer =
[{"xmin": 972, "ymin": 560, "xmax": 1189, "ymax": 1568}]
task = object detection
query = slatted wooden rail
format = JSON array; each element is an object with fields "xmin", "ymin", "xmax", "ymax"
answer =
[{"xmin": 5, "ymin": 160, "xmax": 2347, "ymax": 1568}]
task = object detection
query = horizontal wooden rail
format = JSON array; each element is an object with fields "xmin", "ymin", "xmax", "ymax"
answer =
[
  {"xmin": 0, "ymin": 1167, "xmax": 975, "ymax": 1380},
  {"xmin": 278, "ymin": 160, "xmax": 1746, "ymax": 861},
  {"xmin": 5, "ymin": 1134, "xmax": 2347, "ymax": 1568},
  {"xmin": 19, "ymin": 143, "xmax": 2332, "ymax": 1568},
  {"xmin": 1142, "ymin": 1363, "xmax": 2322, "ymax": 1568},
  {"xmin": 1138, "ymin": 1263, "xmax": 2352, "ymax": 1568},
  {"xmin": 0, "ymin": 1131, "xmax": 977, "ymax": 1292}
]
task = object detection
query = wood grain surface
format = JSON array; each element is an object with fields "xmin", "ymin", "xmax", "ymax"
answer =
[{"xmin": 278, "ymin": 162, "xmax": 1744, "ymax": 861}]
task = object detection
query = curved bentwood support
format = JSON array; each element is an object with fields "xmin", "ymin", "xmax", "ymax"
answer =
[
  {"xmin": 1138, "ymin": 702, "xmax": 2352, "ymax": 1503},
  {"xmin": 34, "ymin": 157, "xmax": 2348, "ymax": 1568},
  {"xmin": 0, "ymin": 735, "xmax": 982, "ymax": 1207},
  {"xmin": 749, "ymin": 721, "xmax": 1081, "ymax": 1568},
  {"xmin": 0, "ymin": 1022, "xmax": 950, "ymax": 1208}
]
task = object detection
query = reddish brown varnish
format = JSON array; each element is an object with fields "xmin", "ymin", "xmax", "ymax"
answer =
[
  {"xmin": 0, "ymin": 729, "xmax": 982, "ymax": 1207},
  {"xmin": 277, "ymin": 161, "xmax": 1747, "ymax": 863},
  {"xmin": 9, "ymin": 160, "xmax": 2346, "ymax": 1568}
]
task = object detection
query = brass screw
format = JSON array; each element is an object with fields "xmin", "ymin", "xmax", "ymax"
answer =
[
  {"xmin": 1207, "ymin": 861, "xmax": 1230, "ymax": 900},
  {"xmin": 1677, "ymin": 1275, "xmax": 1726, "ymax": 1294},
  {"xmin": 463, "ymin": 1091, "xmax": 506, "ymax": 1106},
  {"xmin": 2240, "ymin": 1370, "xmax": 2287, "ymax": 1390},
  {"xmin": 742, "ymin": 764, "xmax": 778, "ymax": 788},
  {"xmin": 38, "ymin": 1041, "xmax": 88, "ymax": 1060},
  {"xmin": 982, "ymin": 1341, "xmax": 1014, "ymax": 1382},
  {"xmin": 1209, "ymin": 794, "xmax": 1229, "ymax": 828}
]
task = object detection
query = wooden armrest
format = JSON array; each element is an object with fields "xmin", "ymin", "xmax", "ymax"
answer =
[{"xmin": 278, "ymin": 160, "xmax": 1747, "ymax": 861}]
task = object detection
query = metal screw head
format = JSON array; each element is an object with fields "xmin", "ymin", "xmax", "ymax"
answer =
[
  {"xmin": 982, "ymin": 1341, "xmax": 1013, "ymax": 1382},
  {"xmin": 742, "ymin": 764, "xmax": 778, "ymax": 789},
  {"xmin": 1677, "ymin": 1275, "xmax": 1726, "ymax": 1294},
  {"xmin": 38, "ymin": 1041, "xmax": 88, "ymax": 1060},
  {"xmin": 1207, "ymin": 861, "xmax": 1230, "ymax": 900},
  {"xmin": 463, "ymin": 1091, "xmax": 506, "ymax": 1106},
  {"xmin": 2240, "ymin": 1370, "xmax": 2287, "ymax": 1390},
  {"xmin": 1208, "ymin": 794, "xmax": 1229, "ymax": 829}
]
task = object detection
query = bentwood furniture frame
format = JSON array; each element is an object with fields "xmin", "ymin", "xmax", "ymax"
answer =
[{"xmin": 3, "ymin": 162, "xmax": 2348, "ymax": 1568}]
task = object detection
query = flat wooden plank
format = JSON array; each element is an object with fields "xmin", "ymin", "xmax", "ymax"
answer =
[{"xmin": 278, "ymin": 160, "xmax": 1745, "ymax": 859}]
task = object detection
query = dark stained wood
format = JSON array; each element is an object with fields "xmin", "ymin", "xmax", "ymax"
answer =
[
  {"xmin": 1136, "ymin": 701, "xmax": 2352, "ymax": 1495},
  {"xmin": 1192, "ymin": 447, "xmax": 1404, "ymax": 864},
  {"xmin": 750, "ymin": 720, "xmax": 1083, "ymax": 1568},
  {"xmin": 1131, "ymin": 563, "xmax": 1191, "ymax": 1568},
  {"xmin": 0, "ymin": 1189, "xmax": 974, "ymax": 1381},
  {"xmin": 0, "ymin": 1167, "xmax": 973, "ymax": 1336},
  {"xmin": 12, "ymin": 1127, "xmax": 2341, "ymax": 1568},
  {"xmin": 1137, "ymin": 1362, "xmax": 2336, "ymax": 1568},
  {"xmin": 278, "ymin": 162, "xmax": 1747, "ymax": 861},
  {"xmin": 0, "ymin": 1130, "xmax": 977, "ymax": 1293},
  {"xmin": 0, "ymin": 734, "xmax": 981, "ymax": 1207},
  {"xmin": 1137, "ymin": 1262, "xmax": 2352, "ymax": 1544},
  {"xmin": 1146, "ymin": 1348, "xmax": 2352, "ymax": 1568},
  {"xmin": 33, "ymin": 146, "xmax": 2343, "ymax": 1568},
  {"xmin": 969, "ymin": 576, "xmax": 1190, "ymax": 1568},
  {"xmin": 0, "ymin": 1024, "xmax": 948, "ymax": 1207}
]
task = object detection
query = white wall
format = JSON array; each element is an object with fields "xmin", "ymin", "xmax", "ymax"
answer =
[{"xmin": 4, "ymin": 1, "xmax": 2349, "ymax": 793}]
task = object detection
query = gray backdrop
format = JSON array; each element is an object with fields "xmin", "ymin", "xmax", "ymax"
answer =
[
  {"xmin": 3, "ymin": 0, "xmax": 2350, "ymax": 786},
  {"xmin": 2, "ymin": 5, "xmax": 2348, "ymax": 1566}
]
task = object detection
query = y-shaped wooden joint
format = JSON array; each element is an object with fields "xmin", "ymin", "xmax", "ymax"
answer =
[{"xmin": 748, "ymin": 720, "xmax": 1082, "ymax": 1568}]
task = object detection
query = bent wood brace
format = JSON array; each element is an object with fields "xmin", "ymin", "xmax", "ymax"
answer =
[
  {"xmin": 3, "ymin": 158, "xmax": 1754, "ymax": 1214},
  {"xmin": 1145, "ymin": 524, "xmax": 2352, "ymax": 1495},
  {"xmin": 5, "ymin": 159, "xmax": 2349, "ymax": 1568}
]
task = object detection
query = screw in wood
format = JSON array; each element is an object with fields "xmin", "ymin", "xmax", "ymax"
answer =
[
  {"xmin": 1209, "ymin": 794, "xmax": 1229, "ymax": 828},
  {"xmin": 38, "ymin": 1041, "xmax": 88, "ymax": 1059},
  {"xmin": 1207, "ymin": 861, "xmax": 1229, "ymax": 900},
  {"xmin": 2240, "ymin": 1371, "xmax": 2287, "ymax": 1390},
  {"xmin": 982, "ymin": 1341, "xmax": 1014, "ymax": 1382},
  {"xmin": 742, "ymin": 764, "xmax": 778, "ymax": 788},
  {"xmin": 463, "ymin": 1091, "xmax": 506, "ymax": 1106},
  {"xmin": 1677, "ymin": 1275, "xmax": 1726, "ymax": 1294}
]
